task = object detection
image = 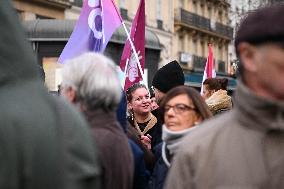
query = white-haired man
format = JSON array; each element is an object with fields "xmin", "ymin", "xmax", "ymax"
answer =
[{"xmin": 60, "ymin": 53, "xmax": 133, "ymax": 189}]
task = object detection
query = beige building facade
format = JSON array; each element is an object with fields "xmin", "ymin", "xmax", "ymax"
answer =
[
  {"xmin": 13, "ymin": 0, "xmax": 234, "ymax": 90},
  {"xmin": 115, "ymin": 0, "xmax": 174, "ymax": 67},
  {"xmin": 173, "ymin": 0, "xmax": 233, "ymax": 74},
  {"xmin": 115, "ymin": 0, "xmax": 234, "ymax": 88},
  {"xmin": 13, "ymin": 0, "xmax": 72, "ymax": 20},
  {"xmin": 13, "ymin": 0, "xmax": 76, "ymax": 91},
  {"xmin": 116, "ymin": 0, "xmax": 233, "ymax": 73}
]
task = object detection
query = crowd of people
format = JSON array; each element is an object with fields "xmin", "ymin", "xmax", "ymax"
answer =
[{"xmin": 1, "ymin": 0, "xmax": 284, "ymax": 188}]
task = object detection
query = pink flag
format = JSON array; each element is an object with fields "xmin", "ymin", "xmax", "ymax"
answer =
[
  {"xmin": 120, "ymin": 0, "xmax": 145, "ymax": 91},
  {"xmin": 58, "ymin": 0, "xmax": 122, "ymax": 63},
  {"xmin": 201, "ymin": 43, "xmax": 216, "ymax": 94}
]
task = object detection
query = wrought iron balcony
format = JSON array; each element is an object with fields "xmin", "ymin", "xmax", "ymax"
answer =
[{"xmin": 175, "ymin": 8, "xmax": 233, "ymax": 40}]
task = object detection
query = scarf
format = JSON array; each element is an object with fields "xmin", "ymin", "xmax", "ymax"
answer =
[{"xmin": 162, "ymin": 125, "xmax": 196, "ymax": 167}]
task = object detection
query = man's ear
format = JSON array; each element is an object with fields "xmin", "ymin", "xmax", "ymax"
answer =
[
  {"xmin": 238, "ymin": 42, "xmax": 257, "ymax": 73},
  {"xmin": 65, "ymin": 87, "xmax": 77, "ymax": 103}
]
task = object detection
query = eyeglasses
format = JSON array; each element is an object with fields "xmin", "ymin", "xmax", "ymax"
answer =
[{"xmin": 164, "ymin": 103, "xmax": 196, "ymax": 114}]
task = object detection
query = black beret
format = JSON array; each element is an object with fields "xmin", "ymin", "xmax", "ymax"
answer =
[
  {"xmin": 235, "ymin": 4, "xmax": 284, "ymax": 56},
  {"xmin": 152, "ymin": 60, "xmax": 185, "ymax": 93}
]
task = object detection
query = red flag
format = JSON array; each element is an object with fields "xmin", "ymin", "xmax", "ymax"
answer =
[
  {"xmin": 201, "ymin": 43, "xmax": 216, "ymax": 94},
  {"xmin": 120, "ymin": 0, "xmax": 145, "ymax": 91}
]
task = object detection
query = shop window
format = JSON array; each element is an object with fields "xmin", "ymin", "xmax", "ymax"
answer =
[{"xmin": 42, "ymin": 57, "xmax": 62, "ymax": 92}]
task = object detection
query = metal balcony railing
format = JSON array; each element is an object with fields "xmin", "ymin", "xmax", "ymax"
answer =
[{"xmin": 175, "ymin": 8, "xmax": 233, "ymax": 39}]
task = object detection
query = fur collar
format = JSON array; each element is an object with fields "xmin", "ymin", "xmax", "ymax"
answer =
[{"xmin": 206, "ymin": 90, "xmax": 232, "ymax": 115}]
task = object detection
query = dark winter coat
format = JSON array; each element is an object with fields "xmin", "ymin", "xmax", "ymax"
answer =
[
  {"xmin": 0, "ymin": 1, "xmax": 101, "ymax": 188},
  {"xmin": 146, "ymin": 143, "xmax": 168, "ymax": 189},
  {"xmin": 127, "ymin": 124, "xmax": 156, "ymax": 171},
  {"xmin": 165, "ymin": 81, "xmax": 284, "ymax": 189},
  {"xmin": 116, "ymin": 92, "xmax": 151, "ymax": 189},
  {"xmin": 151, "ymin": 108, "xmax": 163, "ymax": 148},
  {"xmin": 85, "ymin": 109, "xmax": 134, "ymax": 189},
  {"xmin": 129, "ymin": 140, "xmax": 150, "ymax": 189}
]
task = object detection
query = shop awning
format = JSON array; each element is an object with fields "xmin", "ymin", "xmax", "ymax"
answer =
[{"xmin": 23, "ymin": 19, "xmax": 162, "ymax": 50}]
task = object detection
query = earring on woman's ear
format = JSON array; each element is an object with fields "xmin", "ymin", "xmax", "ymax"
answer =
[{"xmin": 131, "ymin": 112, "xmax": 134, "ymax": 121}]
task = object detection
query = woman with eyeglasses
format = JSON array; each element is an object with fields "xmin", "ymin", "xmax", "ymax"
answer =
[{"xmin": 146, "ymin": 86, "xmax": 212, "ymax": 189}]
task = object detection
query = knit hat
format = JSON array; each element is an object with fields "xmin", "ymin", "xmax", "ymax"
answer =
[
  {"xmin": 152, "ymin": 60, "xmax": 185, "ymax": 93},
  {"xmin": 235, "ymin": 4, "xmax": 284, "ymax": 56}
]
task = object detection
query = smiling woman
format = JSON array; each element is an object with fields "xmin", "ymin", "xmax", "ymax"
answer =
[{"xmin": 126, "ymin": 83, "xmax": 161, "ymax": 149}]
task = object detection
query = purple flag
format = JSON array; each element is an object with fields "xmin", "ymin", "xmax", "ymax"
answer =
[{"xmin": 59, "ymin": 0, "xmax": 122, "ymax": 63}]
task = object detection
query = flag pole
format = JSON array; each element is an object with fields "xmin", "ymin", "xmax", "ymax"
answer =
[
  {"xmin": 121, "ymin": 21, "xmax": 148, "ymax": 90},
  {"xmin": 122, "ymin": 58, "xmax": 129, "ymax": 89}
]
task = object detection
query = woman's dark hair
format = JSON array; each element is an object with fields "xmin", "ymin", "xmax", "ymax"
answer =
[
  {"xmin": 159, "ymin": 86, "xmax": 212, "ymax": 124},
  {"xmin": 126, "ymin": 83, "xmax": 148, "ymax": 102},
  {"xmin": 218, "ymin": 78, "xmax": 228, "ymax": 90},
  {"xmin": 203, "ymin": 78, "xmax": 228, "ymax": 91}
]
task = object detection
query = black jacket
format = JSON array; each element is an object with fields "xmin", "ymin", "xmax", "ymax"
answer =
[{"xmin": 146, "ymin": 143, "xmax": 168, "ymax": 189}]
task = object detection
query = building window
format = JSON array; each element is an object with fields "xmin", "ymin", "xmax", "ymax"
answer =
[
  {"xmin": 119, "ymin": 0, "xmax": 128, "ymax": 20},
  {"xmin": 218, "ymin": 45, "xmax": 223, "ymax": 61},
  {"xmin": 179, "ymin": 0, "xmax": 184, "ymax": 8},
  {"xmin": 218, "ymin": 60, "xmax": 226, "ymax": 73},
  {"xmin": 193, "ymin": 1, "xmax": 197, "ymax": 14},
  {"xmin": 218, "ymin": 10, "xmax": 223, "ymax": 24},
  {"xmin": 42, "ymin": 57, "xmax": 62, "ymax": 92},
  {"xmin": 193, "ymin": 39, "xmax": 197, "ymax": 54},
  {"xmin": 179, "ymin": 35, "xmax": 184, "ymax": 53},
  {"xmin": 208, "ymin": 6, "xmax": 212, "ymax": 18},
  {"xmin": 72, "ymin": 0, "xmax": 83, "ymax": 7},
  {"xmin": 157, "ymin": 19, "xmax": 163, "ymax": 30},
  {"xmin": 156, "ymin": 0, "xmax": 163, "ymax": 29},
  {"xmin": 120, "ymin": 8, "xmax": 128, "ymax": 20},
  {"xmin": 201, "ymin": 41, "xmax": 205, "ymax": 57},
  {"xmin": 200, "ymin": 3, "xmax": 205, "ymax": 16},
  {"xmin": 119, "ymin": 0, "xmax": 126, "ymax": 8},
  {"xmin": 156, "ymin": 0, "xmax": 162, "ymax": 20},
  {"xmin": 36, "ymin": 15, "xmax": 53, "ymax": 19}
]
